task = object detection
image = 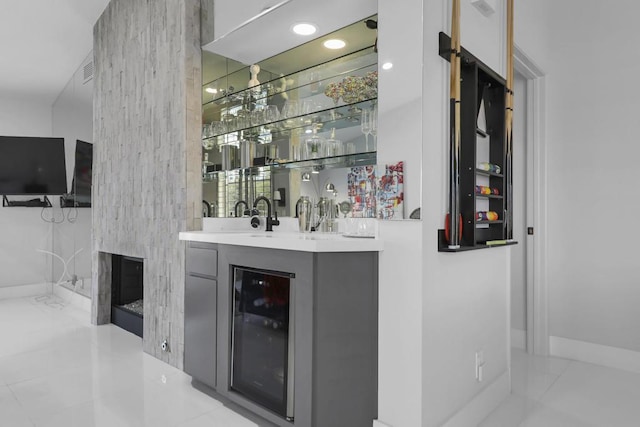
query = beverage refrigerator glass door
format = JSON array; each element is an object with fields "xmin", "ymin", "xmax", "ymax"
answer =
[{"xmin": 231, "ymin": 266, "xmax": 294, "ymax": 420}]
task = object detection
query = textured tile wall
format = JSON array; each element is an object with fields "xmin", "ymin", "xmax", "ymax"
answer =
[{"xmin": 91, "ymin": 0, "xmax": 202, "ymax": 369}]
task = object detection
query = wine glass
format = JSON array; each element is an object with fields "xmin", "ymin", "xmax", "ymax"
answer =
[
  {"xmin": 361, "ymin": 107, "xmax": 372, "ymax": 151},
  {"xmin": 281, "ymin": 100, "xmax": 300, "ymax": 129},
  {"xmin": 202, "ymin": 124, "xmax": 215, "ymax": 150},
  {"xmin": 369, "ymin": 104, "xmax": 378, "ymax": 150},
  {"xmin": 264, "ymin": 105, "xmax": 280, "ymax": 131}
]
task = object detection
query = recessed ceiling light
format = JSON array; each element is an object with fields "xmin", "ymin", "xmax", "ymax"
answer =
[
  {"xmin": 323, "ymin": 39, "xmax": 346, "ymax": 50},
  {"xmin": 305, "ymin": 129, "xmax": 313, "ymax": 134},
  {"xmin": 382, "ymin": 62, "xmax": 393, "ymax": 70},
  {"xmin": 292, "ymin": 23, "xmax": 317, "ymax": 36},
  {"xmin": 205, "ymin": 87, "xmax": 218, "ymax": 94}
]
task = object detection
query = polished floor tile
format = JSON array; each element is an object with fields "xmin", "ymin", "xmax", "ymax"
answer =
[
  {"xmin": 482, "ymin": 349, "xmax": 640, "ymax": 426},
  {"xmin": 0, "ymin": 296, "xmax": 258, "ymax": 427},
  {"xmin": 6, "ymin": 295, "xmax": 639, "ymax": 427}
]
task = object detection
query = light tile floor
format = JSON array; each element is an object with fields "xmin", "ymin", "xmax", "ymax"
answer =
[
  {"xmin": 480, "ymin": 348, "xmax": 640, "ymax": 426},
  {"xmin": 3, "ymin": 295, "xmax": 640, "ymax": 427},
  {"xmin": 0, "ymin": 295, "xmax": 258, "ymax": 427}
]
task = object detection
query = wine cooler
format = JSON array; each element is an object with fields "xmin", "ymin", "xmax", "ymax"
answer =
[{"xmin": 230, "ymin": 266, "xmax": 294, "ymax": 421}]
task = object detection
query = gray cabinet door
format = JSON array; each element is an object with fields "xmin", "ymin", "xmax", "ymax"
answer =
[{"xmin": 184, "ymin": 275, "xmax": 217, "ymax": 389}]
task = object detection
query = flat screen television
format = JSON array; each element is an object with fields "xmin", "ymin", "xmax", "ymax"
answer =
[
  {"xmin": 70, "ymin": 140, "xmax": 93, "ymax": 204},
  {"xmin": 0, "ymin": 136, "xmax": 67, "ymax": 195}
]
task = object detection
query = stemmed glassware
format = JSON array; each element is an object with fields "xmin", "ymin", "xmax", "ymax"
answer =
[
  {"xmin": 281, "ymin": 100, "xmax": 300, "ymax": 129},
  {"xmin": 360, "ymin": 104, "xmax": 378, "ymax": 152},
  {"xmin": 369, "ymin": 104, "xmax": 378, "ymax": 150},
  {"xmin": 264, "ymin": 105, "xmax": 280, "ymax": 131},
  {"xmin": 361, "ymin": 107, "xmax": 372, "ymax": 151},
  {"xmin": 324, "ymin": 127, "xmax": 343, "ymax": 157},
  {"xmin": 202, "ymin": 123, "xmax": 216, "ymax": 150}
]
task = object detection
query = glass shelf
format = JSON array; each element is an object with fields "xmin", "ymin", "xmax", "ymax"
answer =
[
  {"xmin": 203, "ymin": 46, "xmax": 376, "ymax": 107},
  {"xmin": 203, "ymin": 98, "xmax": 377, "ymax": 143},
  {"xmin": 203, "ymin": 151, "xmax": 376, "ymax": 180}
]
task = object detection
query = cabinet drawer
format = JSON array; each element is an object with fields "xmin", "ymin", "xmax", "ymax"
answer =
[{"xmin": 186, "ymin": 242, "xmax": 218, "ymax": 277}]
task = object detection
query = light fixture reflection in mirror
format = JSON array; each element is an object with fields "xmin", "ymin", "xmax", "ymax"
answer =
[
  {"xmin": 323, "ymin": 39, "xmax": 346, "ymax": 50},
  {"xmin": 325, "ymin": 182, "xmax": 336, "ymax": 193},
  {"xmin": 301, "ymin": 172, "xmax": 311, "ymax": 182}
]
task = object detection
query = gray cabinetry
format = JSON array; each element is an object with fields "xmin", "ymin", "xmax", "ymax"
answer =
[
  {"xmin": 184, "ymin": 242, "xmax": 378, "ymax": 427},
  {"xmin": 184, "ymin": 242, "xmax": 218, "ymax": 389}
]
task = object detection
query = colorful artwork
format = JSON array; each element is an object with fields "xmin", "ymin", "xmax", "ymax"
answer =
[
  {"xmin": 376, "ymin": 161, "xmax": 404, "ymax": 220},
  {"xmin": 347, "ymin": 165, "xmax": 377, "ymax": 218},
  {"xmin": 346, "ymin": 161, "xmax": 405, "ymax": 220}
]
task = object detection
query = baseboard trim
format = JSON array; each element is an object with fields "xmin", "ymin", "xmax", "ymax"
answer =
[
  {"xmin": 550, "ymin": 336, "xmax": 640, "ymax": 374},
  {"xmin": 442, "ymin": 371, "xmax": 510, "ymax": 427},
  {"xmin": 511, "ymin": 328, "xmax": 526, "ymax": 350},
  {"xmin": 0, "ymin": 283, "xmax": 52, "ymax": 300}
]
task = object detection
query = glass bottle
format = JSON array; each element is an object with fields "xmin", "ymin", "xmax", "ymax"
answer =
[
  {"xmin": 296, "ymin": 196, "xmax": 312, "ymax": 233},
  {"xmin": 304, "ymin": 128, "xmax": 325, "ymax": 160},
  {"xmin": 324, "ymin": 127, "xmax": 343, "ymax": 157}
]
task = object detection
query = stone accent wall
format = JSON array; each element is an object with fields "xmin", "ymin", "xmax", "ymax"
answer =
[
  {"xmin": 92, "ymin": 0, "xmax": 202, "ymax": 369},
  {"xmin": 201, "ymin": 0, "xmax": 215, "ymax": 46}
]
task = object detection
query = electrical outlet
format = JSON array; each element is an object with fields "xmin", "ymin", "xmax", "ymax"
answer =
[{"xmin": 475, "ymin": 350, "xmax": 485, "ymax": 382}]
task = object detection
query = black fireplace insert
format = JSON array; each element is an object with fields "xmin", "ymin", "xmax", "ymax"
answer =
[{"xmin": 111, "ymin": 255, "xmax": 143, "ymax": 337}]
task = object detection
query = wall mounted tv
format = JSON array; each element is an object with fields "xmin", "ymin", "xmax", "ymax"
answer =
[
  {"xmin": 70, "ymin": 140, "xmax": 93, "ymax": 204},
  {"xmin": 0, "ymin": 136, "xmax": 67, "ymax": 195}
]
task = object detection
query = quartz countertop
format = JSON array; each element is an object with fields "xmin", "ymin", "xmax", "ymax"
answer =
[{"xmin": 179, "ymin": 230, "xmax": 383, "ymax": 253}]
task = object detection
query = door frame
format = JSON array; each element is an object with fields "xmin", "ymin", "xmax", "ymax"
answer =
[{"xmin": 513, "ymin": 44, "xmax": 548, "ymax": 356}]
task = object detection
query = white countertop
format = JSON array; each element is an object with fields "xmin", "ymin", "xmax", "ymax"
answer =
[{"xmin": 179, "ymin": 230, "xmax": 383, "ymax": 253}]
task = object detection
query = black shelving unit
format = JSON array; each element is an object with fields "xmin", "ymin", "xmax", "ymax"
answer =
[{"xmin": 438, "ymin": 32, "xmax": 516, "ymax": 251}]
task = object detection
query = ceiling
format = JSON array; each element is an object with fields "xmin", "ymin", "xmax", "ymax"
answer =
[
  {"xmin": 0, "ymin": 0, "xmax": 110, "ymax": 104},
  {"xmin": 203, "ymin": 15, "xmax": 377, "ymax": 86},
  {"xmin": 203, "ymin": 0, "xmax": 376, "ymax": 66}
]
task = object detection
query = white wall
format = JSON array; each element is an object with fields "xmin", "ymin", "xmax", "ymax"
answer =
[
  {"xmin": 511, "ymin": 72, "xmax": 527, "ymax": 336},
  {"xmin": 51, "ymin": 52, "xmax": 94, "ymax": 291},
  {"xmin": 375, "ymin": 0, "xmax": 424, "ymax": 425},
  {"xmin": 420, "ymin": 1, "xmax": 511, "ymax": 425},
  {"xmin": 540, "ymin": 0, "xmax": 640, "ymax": 353},
  {"xmin": 0, "ymin": 52, "xmax": 93, "ymax": 291},
  {"xmin": 0, "ymin": 97, "xmax": 55, "ymax": 288}
]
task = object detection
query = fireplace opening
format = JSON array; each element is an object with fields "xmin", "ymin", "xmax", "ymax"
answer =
[{"xmin": 111, "ymin": 255, "xmax": 143, "ymax": 338}]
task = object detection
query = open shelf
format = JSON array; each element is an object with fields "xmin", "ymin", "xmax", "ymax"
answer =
[
  {"xmin": 475, "ymin": 194, "xmax": 503, "ymax": 199},
  {"xmin": 204, "ymin": 151, "xmax": 376, "ymax": 179},
  {"xmin": 475, "ymin": 168, "xmax": 503, "ymax": 178},
  {"xmin": 203, "ymin": 97, "xmax": 377, "ymax": 143},
  {"xmin": 203, "ymin": 46, "xmax": 376, "ymax": 108},
  {"xmin": 437, "ymin": 229, "xmax": 517, "ymax": 252}
]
